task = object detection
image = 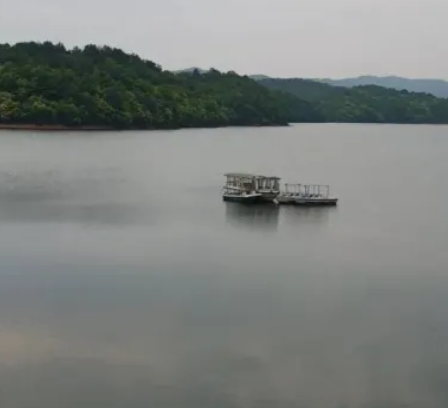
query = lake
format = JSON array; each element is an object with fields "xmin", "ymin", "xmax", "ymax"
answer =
[{"xmin": 0, "ymin": 124, "xmax": 447, "ymax": 408}]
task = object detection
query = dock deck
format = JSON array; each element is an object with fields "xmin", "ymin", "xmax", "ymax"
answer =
[{"xmin": 276, "ymin": 184, "xmax": 338, "ymax": 206}]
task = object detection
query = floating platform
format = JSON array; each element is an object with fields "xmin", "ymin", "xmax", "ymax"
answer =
[
  {"xmin": 277, "ymin": 183, "xmax": 338, "ymax": 206},
  {"xmin": 222, "ymin": 174, "xmax": 338, "ymax": 206},
  {"xmin": 291, "ymin": 197, "xmax": 338, "ymax": 206}
]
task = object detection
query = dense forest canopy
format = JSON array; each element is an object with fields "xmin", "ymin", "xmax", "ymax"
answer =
[
  {"xmin": 258, "ymin": 78, "xmax": 448, "ymax": 124},
  {"xmin": 1, "ymin": 41, "xmax": 448, "ymax": 129},
  {"xmin": 0, "ymin": 42, "xmax": 319, "ymax": 129}
]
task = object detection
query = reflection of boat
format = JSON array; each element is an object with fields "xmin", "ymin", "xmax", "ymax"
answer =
[
  {"xmin": 222, "ymin": 173, "xmax": 280, "ymax": 204},
  {"xmin": 277, "ymin": 183, "xmax": 338, "ymax": 206},
  {"xmin": 281, "ymin": 205, "xmax": 336, "ymax": 226},
  {"xmin": 225, "ymin": 202, "xmax": 280, "ymax": 230}
]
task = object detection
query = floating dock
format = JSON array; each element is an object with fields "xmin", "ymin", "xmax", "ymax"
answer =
[
  {"xmin": 222, "ymin": 174, "xmax": 338, "ymax": 206},
  {"xmin": 276, "ymin": 183, "xmax": 338, "ymax": 206}
]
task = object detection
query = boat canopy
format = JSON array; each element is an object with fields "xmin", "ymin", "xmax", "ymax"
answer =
[{"xmin": 224, "ymin": 173, "xmax": 280, "ymax": 180}]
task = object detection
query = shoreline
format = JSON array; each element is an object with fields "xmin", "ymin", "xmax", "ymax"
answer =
[
  {"xmin": 0, "ymin": 124, "xmax": 114, "ymax": 131},
  {"xmin": 0, "ymin": 122, "xmax": 445, "ymax": 132},
  {"xmin": 0, "ymin": 123, "xmax": 289, "ymax": 131}
]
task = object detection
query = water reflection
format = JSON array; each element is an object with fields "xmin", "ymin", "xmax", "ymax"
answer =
[
  {"xmin": 0, "ymin": 167, "xmax": 152, "ymax": 225},
  {"xmin": 281, "ymin": 206, "xmax": 337, "ymax": 226},
  {"xmin": 224, "ymin": 203, "xmax": 280, "ymax": 231}
]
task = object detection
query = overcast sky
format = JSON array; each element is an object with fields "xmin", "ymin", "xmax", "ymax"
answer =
[{"xmin": 0, "ymin": 0, "xmax": 446, "ymax": 78}]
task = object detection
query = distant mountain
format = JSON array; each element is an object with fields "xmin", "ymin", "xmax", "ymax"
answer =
[
  {"xmin": 316, "ymin": 76, "xmax": 448, "ymax": 98},
  {"xmin": 257, "ymin": 77, "xmax": 448, "ymax": 124},
  {"xmin": 249, "ymin": 74, "xmax": 270, "ymax": 80},
  {"xmin": 178, "ymin": 71, "xmax": 448, "ymax": 98}
]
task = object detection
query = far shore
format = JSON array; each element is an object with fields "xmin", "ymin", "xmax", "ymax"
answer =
[
  {"xmin": 0, "ymin": 122, "xmax": 289, "ymax": 131},
  {"xmin": 1, "ymin": 122, "xmax": 443, "ymax": 132},
  {"xmin": 0, "ymin": 124, "xmax": 114, "ymax": 131}
]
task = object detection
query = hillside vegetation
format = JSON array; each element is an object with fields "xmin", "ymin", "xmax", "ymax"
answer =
[
  {"xmin": 0, "ymin": 42, "xmax": 319, "ymax": 129},
  {"xmin": 258, "ymin": 78, "xmax": 448, "ymax": 124},
  {"xmin": 2, "ymin": 42, "xmax": 448, "ymax": 129}
]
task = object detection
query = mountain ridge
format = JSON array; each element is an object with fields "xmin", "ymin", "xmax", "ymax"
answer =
[
  {"xmin": 176, "ymin": 69, "xmax": 448, "ymax": 98},
  {"xmin": 315, "ymin": 75, "xmax": 448, "ymax": 98},
  {"xmin": 256, "ymin": 77, "xmax": 448, "ymax": 124}
]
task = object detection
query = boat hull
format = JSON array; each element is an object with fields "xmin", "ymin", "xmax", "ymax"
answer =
[
  {"xmin": 276, "ymin": 194, "xmax": 297, "ymax": 205},
  {"xmin": 222, "ymin": 193, "xmax": 263, "ymax": 204},
  {"xmin": 258, "ymin": 191, "xmax": 280, "ymax": 203}
]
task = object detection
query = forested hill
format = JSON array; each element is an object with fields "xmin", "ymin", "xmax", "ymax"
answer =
[
  {"xmin": 2, "ymin": 42, "xmax": 448, "ymax": 129},
  {"xmin": 258, "ymin": 78, "xmax": 448, "ymax": 124},
  {"xmin": 0, "ymin": 42, "xmax": 320, "ymax": 129}
]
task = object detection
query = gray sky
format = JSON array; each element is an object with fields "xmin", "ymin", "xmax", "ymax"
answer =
[{"xmin": 1, "ymin": 0, "xmax": 446, "ymax": 78}]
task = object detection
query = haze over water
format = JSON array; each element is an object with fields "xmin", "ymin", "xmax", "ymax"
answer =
[{"xmin": 0, "ymin": 124, "xmax": 447, "ymax": 408}]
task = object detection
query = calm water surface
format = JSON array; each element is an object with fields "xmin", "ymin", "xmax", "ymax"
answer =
[{"xmin": 0, "ymin": 125, "xmax": 447, "ymax": 408}]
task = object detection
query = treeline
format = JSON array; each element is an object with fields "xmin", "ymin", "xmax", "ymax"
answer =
[
  {"xmin": 0, "ymin": 42, "xmax": 319, "ymax": 129},
  {"xmin": 258, "ymin": 78, "xmax": 448, "ymax": 124},
  {"xmin": 1, "ymin": 42, "xmax": 447, "ymax": 129}
]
